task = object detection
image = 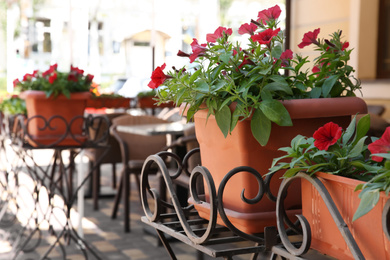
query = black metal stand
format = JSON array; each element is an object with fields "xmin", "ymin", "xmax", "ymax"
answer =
[
  {"xmin": 139, "ymin": 150, "xmax": 390, "ymax": 259},
  {"xmin": 0, "ymin": 113, "xmax": 110, "ymax": 260}
]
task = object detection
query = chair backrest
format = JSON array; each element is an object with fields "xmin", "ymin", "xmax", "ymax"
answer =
[{"xmin": 111, "ymin": 114, "xmax": 169, "ymax": 161}]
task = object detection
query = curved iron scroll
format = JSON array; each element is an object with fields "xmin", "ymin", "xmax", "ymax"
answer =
[
  {"xmin": 141, "ymin": 153, "xmax": 217, "ymax": 244},
  {"xmin": 276, "ymin": 172, "xmax": 364, "ymax": 259}
]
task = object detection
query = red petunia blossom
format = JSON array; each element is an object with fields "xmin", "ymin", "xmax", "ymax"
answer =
[
  {"xmin": 177, "ymin": 50, "xmax": 190, "ymax": 58},
  {"xmin": 148, "ymin": 63, "xmax": 168, "ymax": 89},
  {"xmin": 189, "ymin": 38, "xmax": 208, "ymax": 63},
  {"xmin": 23, "ymin": 73, "xmax": 34, "ymax": 81},
  {"xmin": 42, "ymin": 64, "xmax": 58, "ymax": 77},
  {"xmin": 313, "ymin": 122, "xmax": 342, "ymax": 150},
  {"xmin": 206, "ymin": 26, "xmax": 233, "ymax": 43},
  {"xmin": 86, "ymin": 74, "xmax": 94, "ymax": 83},
  {"xmin": 71, "ymin": 65, "xmax": 84, "ymax": 75},
  {"xmin": 48, "ymin": 73, "xmax": 57, "ymax": 84},
  {"xmin": 312, "ymin": 65, "xmax": 320, "ymax": 74},
  {"xmin": 257, "ymin": 5, "xmax": 281, "ymax": 25},
  {"xmin": 279, "ymin": 49, "xmax": 293, "ymax": 67},
  {"xmin": 368, "ymin": 127, "xmax": 390, "ymax": 162},
  {"xmin": 68, "ymin": 74, "xmax": 78, "ymax": 82},
  {"xmin": 342, "ymin": 41, "xmax": 349, "ymax": 51},
  {"xmin": 251, "ymin": 28, "xmax": 280, "ymax": 46},
  {"xmin": 238, "ymin": 55, "xmax": 255, "ymax": 69},
  {"xmin": 298, "ymin": 28, "xmax": 320, "ymax": 49},
  {"xmin": 238, "ymin": 23, "xmax": 258, "ymax": 35},
  {"xmin": 13, "ymin": 79, "xmax": 21, "ymax": 87}
]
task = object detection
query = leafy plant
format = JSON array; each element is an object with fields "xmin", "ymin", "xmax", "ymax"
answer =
[
  {"xmin": 268, "ymin": 114, "xmax": 390, "ymax": 221},
  {"xmin": 13, "ymin": 64, "xmax": 94, "ymax": 98},
  {"xmin": 0, "ymin": 95, "xmax": 26, "ymax": 115},
  {"xmin": 147, "ymin": 5, "xmax": 361, "ymax": 146}
]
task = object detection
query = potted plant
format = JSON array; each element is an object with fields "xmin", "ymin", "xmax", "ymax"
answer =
[
  {"xmin": 147, "ymin": 5, "xmax": 367, "ymax": 233},
  {"xmin": 87, "ymin": 83, "xmax": 132, "ymax": 109},
  {"xmin": 269, "ymin": 114, "xmax": 390, "ymax": 259},
  {"xmin": 13, "ymin": 64, "xmax": 94, "ymax": 146},
  {"xmin": 0, "ymin": 95, "xmax": 27, "ymax": 136},
  {"xmin": 136, "ymin": 89, "xmax": 174, "ymax": 109}
]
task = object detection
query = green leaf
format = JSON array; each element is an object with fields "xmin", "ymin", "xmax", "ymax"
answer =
[
  {"xmin": 259, "ymin": 100, "xmax": 292, "ymax": 126},
  {"xmin": 220, "ymin": 52, "xmax": 232, "ymax": 64},
  {"xmin": 354, "ymin": 114, "xmax": 370, "ymax": 145},
  {"xmin": 342, "ymin": 115, "xmax": 357, "ymax": 145},
  {"xmin": 271, "ymin": 45, "xmax": 283, "ymax": 59},
  {"xmin": 283, "ymin": 167, "xmax": 305, "ymax": 178},
  {"xmin": 263, "ymin": 82, "xmax": 293, "ymax": 95},
  {"xmin": 347, "ymin": 136, "xmax": 367, "ymax": 158},
  {"xmin": 251, "ymin": 108, "xmax": 271, "ymax": 146},
  {"xmin": 310, "ymin": 87, "xmax": 322, "ymax": 98},
  {"xmin": 194, "ymin": 80, "xmax": 210, "ymax": 93},
  {"xmin": 189, "ymin": 69, "xmax": 202, "ymax": 83},
  {"xmin": 322, "ymin": 75, "xmax": 339, "ymax": 97},
  {"xmin": 353, "ymin": 189, "xmax": 380, "ymax": 221},
  {"xmin": 215, "ymin": 105, "xmax": 231, "ymax": 138}
]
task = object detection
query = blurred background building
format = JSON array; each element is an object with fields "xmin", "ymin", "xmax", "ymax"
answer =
[{"xmin": 0, "ymin": 0, "xmax": 389, "ymax": 109}]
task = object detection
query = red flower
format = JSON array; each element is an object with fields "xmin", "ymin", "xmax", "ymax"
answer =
[
  {"xmin": 342, "ymin": 41, "xmax": 349, "ymax": 51},
  {"xmin": 23, "ymin": 73, "xmax": 34, "ymax": 81},
  {"xmin": 257, "ymin": 5, "xmax": 282, "ymax": 25},
  {"xmin": 189, "ymin": 38, "xmax": 207, "ymax": 63},
  {"xmin": 368, "ymin": 127, "xmax": 390, "ymax": 162},
  {"xmin": 238, "ymin": 23, "xmax": 257, "ymax": 35},
  {"xmin": 238, "ymin": 55, "xmax": 255, "ymax": 69},
  {"xmin": 68, "ymin": 74, "xmax": 78, "ymax": 82},
  {"xmin": 298, "ymin": 28, "xmax": 320, "ymax": 49},
  {"xmin": 42, "ymin": 64, "xmax": 58, "ymax": 77},
  {"xmin": 177, "ymin": 50, "xmax": 190, "ymax": 57},
  {"xmin": 148, "ymin": 63, "xmax": 168, "ymax": 89},
  {"xmin": 279, "ymin": 49, "xmax": 293, "ymax": 67},
  {"xmin": 251, "ymin": 28, "xmax": 280, "ymax": 46},
  {"xmin": 206, "ymin": 26, "xmax": 232, "ymax": 43},
  {"xmin": 13, "ymin": 79, "xmax": 21, "ymax": 87},
  {"xmin": 313, "ymin": 122, "xmax": 342, "ymax": 150},
  {"xmin": 86, "ymin": 74, "xmax": 94, "ymax": 83},
  {"xmin": 71, "ymin": 65, "xmax": 84, "ymax": 75},
  {"xmin": 312, "ymin": 65, "xmax": 320, "ymax": 74},
  {"xmin": 48, "ymin": 73, "xmax": 57, "ymax": 84}
]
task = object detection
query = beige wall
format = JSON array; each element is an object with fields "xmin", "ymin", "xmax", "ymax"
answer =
[{"xmin": 290, "ymin": 0, "xmax": 379, "ymax": 80}]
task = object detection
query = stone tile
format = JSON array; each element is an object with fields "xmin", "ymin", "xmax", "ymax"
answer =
[
  {"xmin": 91, "ymin": 240, "xmax": 118, "ymax": 252},
  {"xmin": 122, "ymin": 248, "xmax": 147, "ymax": 259}
]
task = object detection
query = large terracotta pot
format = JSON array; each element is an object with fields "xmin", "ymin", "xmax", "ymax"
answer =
[
  {"xmin": 86, "ymin": 97, "xmax": 132, "ymax": 108},
  {"xmin": 20, "ymin": 90, "xmax": 91, "ymax": 147},
  {"xmin": 301, "ymin": 172, "xmax": 390, "ymax": 259},
  {"xmin": 192, "ymin": 97, "xmax": 367, "ymax": 234}
]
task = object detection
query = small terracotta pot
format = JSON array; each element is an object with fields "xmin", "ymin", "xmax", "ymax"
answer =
[
  {"xmin": 20, "ymin": 90, "xmax": 91, "ymax": 147},
  {"xmin": 192, "ymin": 97, "xmax": 367, "ymax": 234},
  {"xmin": 301, "ymin": 172, "xmax": 390, "ymax": 259}
]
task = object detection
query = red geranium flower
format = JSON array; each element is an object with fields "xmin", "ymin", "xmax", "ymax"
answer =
[
  {"xmin": 298, "ymin": 28, "xmax": 320, "ymax": 49},
  {"xmin": 257, "ymin": 5, "xmax": 281, "ymax": 25},
  {"xmin": 189, "ymin": 38, "xmax": 207, "ymax": 63},
  {"xmin": 313, "ymin": 122, "xmax": 342, "ymax": 150},
  {"xmin": 148, "ymin": 63, "xmax": 168, "ymax": 89},
  {"xmin": 238, "ymin": 23, "xmax": 257, "ymax": 35},
  {"xmin": 368, "ymin": 127, "xmax": 390, "ymax": 162},
  {"xmin": 251, "ymin": 28, "xmax": 280, "ymax": 46},
  {"xmin": 206, "ymin": 26, "xmax": 232, "ymax": 43},
  {"xmin": 48, "ymin": 73, "xmax": 57, "ymax": 84}
]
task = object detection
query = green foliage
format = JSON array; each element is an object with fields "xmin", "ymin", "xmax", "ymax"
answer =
[
  {"xmin": 0, "ymin": 95, "xmax": 26, "ymax": 115},
  {"xmin": 152, "ymin": 7, "xmax": 361, "ymax": 146},
  {"xmin": 268, "ymin": 114, "xmax": 390, "ymax": 221}
]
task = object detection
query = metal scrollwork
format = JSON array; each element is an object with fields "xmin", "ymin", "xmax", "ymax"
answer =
[{"xmin": 276, "ymin": 172, "xmax": 364, "ymax": 259}]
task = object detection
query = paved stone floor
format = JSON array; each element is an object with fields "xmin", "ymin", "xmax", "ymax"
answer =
[{"xmin": 0, "ymin": 159, "xmax": 251, "ymax": 260}]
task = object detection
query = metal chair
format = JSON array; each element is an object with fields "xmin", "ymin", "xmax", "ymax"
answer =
[{"xmin": 109, "ymin": 114, "xmax": 169, "ymax": 232}]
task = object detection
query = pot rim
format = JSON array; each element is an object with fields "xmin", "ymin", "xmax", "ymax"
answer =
[{"xmin": 19, "ymin": 90, "xmax": 91, "ymax": 100}]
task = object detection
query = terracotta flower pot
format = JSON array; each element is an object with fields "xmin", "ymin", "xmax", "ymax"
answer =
[
  {"xmin": 301, "ymin": 172, "xmax": 390, "ymax": 259},
  {"xmin": 192, "ymin": 97, "xmax": 367, "ymax": 234},
  {"xmin": 86, "ymin": 97, "xmax": 131, "ymax": 108},
  {"xmin": 20, "ymin": 90, "xmax": 91, "ymax": 147}
]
